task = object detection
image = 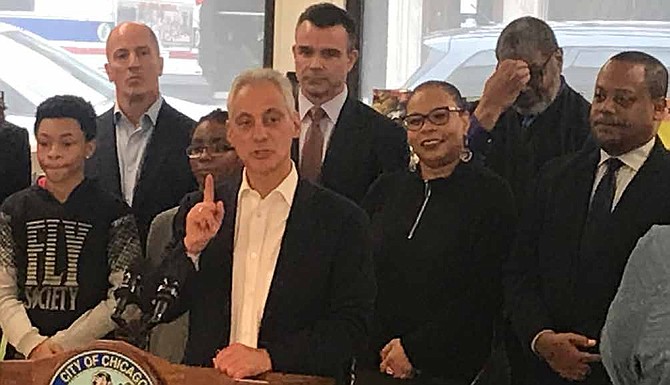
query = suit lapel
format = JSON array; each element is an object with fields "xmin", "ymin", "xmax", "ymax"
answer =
[
  {"xmin": 89, "ymin": 108, "xmax": 122, "ymax": 198},
  {"xmin": 202, "ymin": 178, "xmax": 240, "ymax": 346},
  {"xmin": 133, "ymin": 103, "xmax": 174, "ymax": 208},
  {"xmin": 321, "ymin": 98, "xmax": 358, "ymax": 179},
  {"xmin": 259, "ymin": 180, "xmax": 316, "ymax": 331},
  {"xmin": 564, "ymin": 149, "xmax": 600, "ymax": 296},
  {"xmin": 612, "ymin": 140, "xmax": 669, "ymax": 221}
]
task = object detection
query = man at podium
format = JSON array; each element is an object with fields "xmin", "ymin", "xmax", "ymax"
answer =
[{"xmin": 151, "ymin": 68, "xmax": 375, "ymax": 384}]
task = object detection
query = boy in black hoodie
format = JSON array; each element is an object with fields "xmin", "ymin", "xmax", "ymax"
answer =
[{"xmin": 0, "ymin": 95, "xmax": 141, "ymax": 359}]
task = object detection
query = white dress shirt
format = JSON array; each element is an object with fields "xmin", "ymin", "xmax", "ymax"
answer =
[
  {"xmin": 590, "ymin": 137, "xmax": 656, "ymax": 210},
  {"xmin": 298, "ymin": 87, "xmax": 348, "ymax": 163},
  {"xmin": 114, "ymin": 96, "xmax": 163, "ymax": 206},
  {"xmin": 229, "ymin": 163, "xmax": 298, "ymax": 348},
  {"xmin": 531, "ymin": 137, "xmax": 656, "ymax": 353}
]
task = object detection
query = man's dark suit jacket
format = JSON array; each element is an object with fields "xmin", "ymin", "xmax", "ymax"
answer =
[
  {"xmin": 292, "ymin": 97, "xmax": 409, "ymax": 204},
  {"xmin": 159, "ymin": 175, "xmax": 376, "ymax": 382},
  {"xmin": 0, "ymin": 121, "xmax": 31, "ymax": 204},
  {"xmin": 504, "ymin": 140, "xmax": 670, "ymax": 385},
  {"xmin": 85, "ymin": 102, "xmax": 197, "ymax": 243}
]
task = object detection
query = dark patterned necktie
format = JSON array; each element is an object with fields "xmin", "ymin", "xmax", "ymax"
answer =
[
  {"xmin": 301, "ymin": 106, "xmax": 326, "ymax": 183},
  {"xmin": 588, "ymin": 157, "xmax": 624, "ymax": 223}
]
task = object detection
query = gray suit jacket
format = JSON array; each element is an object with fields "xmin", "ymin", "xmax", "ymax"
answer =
[
  {"xmin": 601, "ymin": 225, "xmax": 670, "ymax": 385},
  {"xmin": 146, "ymin": 206, "xmax": 189, "ymax": 363}
]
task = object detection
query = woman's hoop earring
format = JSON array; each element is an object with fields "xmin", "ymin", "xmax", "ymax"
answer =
[
  {"xmin": 460, "ymin": 135, "xmax": 473, "ymax": 163},
  {"xmin": 409, "ymin": 145, "xmax": 419, "ymax": 171}
]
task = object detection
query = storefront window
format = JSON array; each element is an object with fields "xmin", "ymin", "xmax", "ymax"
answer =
[
  {"xmin": 0, "ymin": 0, "xmax": 267, "ymax": 130},
  {"xmin": 360, "ymin": 0, "xmax": 670, "ymax": 103}
]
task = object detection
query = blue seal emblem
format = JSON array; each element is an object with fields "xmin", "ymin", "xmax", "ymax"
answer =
[{"xmin": 50, "ymin": 350, "xmax": 154, "ymax": 385}]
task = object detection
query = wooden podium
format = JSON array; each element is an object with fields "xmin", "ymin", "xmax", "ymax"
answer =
[{"xmin": 0, "ymin": 340, "xmax": 335, "ymax": 385}]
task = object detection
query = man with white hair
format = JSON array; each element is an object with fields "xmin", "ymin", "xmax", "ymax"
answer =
[{"xmin": 151, "ymin": 68, "xmax": 375, "ymax": 384}]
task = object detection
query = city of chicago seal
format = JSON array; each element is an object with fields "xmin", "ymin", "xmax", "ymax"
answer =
[{"xmin": 50, "ymin": 350, "xmax": 154, "ymax": 385}]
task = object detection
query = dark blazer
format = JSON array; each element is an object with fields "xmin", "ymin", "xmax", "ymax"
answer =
[
  {"xmin": 0, "ymin": 121, "xmax": 31, "ymax": 204},
  {"xmin": 504, "ymin": 140, "xmax": 670, "ymax": 385},
  {"xmin": 292, "ymin": 97, "xmax": 409, "ymax": 204},
  {"xmin": 159, "ymin": 176, "xmax": 376, "ymax": 382},
  {"xmin": 85, "ymin": 102, "xmax": 197, "ymax": 243}
]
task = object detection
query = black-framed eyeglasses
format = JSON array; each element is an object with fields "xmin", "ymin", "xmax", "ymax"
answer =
[
  {"xmin": 402, "ymin": 106, "xmax": 464, "ymax": 131},
  {"xmin": 186, "ymin": 143, "xmax": 235, "ymax": 159},
  {"xmin": 528, "ymin": 50, "xmax": 557, "ymax": 82}
]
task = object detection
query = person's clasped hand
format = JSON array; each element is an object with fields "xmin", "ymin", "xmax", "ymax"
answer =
[
  {"xmin": 28, "ymin": 338, "xmax": 64, "ymax": 360},
  {"xmin": 379, "ymin": 338, "xmax": 415, "ymax": 380},
  {"xmin": 535, "ymin": 331, "xmax": 601, "ymax": 382},
  {"xmin": 212, "ymin": 343, "xmax": 272, "ymax": 379}
]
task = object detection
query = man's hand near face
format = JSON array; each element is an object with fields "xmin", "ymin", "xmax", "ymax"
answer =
[
  {"xmin": 475, "ymin": 59, "xmax": 531, "ymax": 130},
  {"xmin": 183, "ymin": 174, "xmax": 224, "ymax": 257}
]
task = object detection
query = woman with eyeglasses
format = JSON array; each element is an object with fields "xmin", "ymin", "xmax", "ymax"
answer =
[
  {"xmin": 186, "ymin": 109, "xmax": 243, "ymax": 188},
  {"xmin": 145, "ymin": 109, "xmax": 242, "ymax": 363},
  {"xmin": 358, "ymin": 81, "xmax": 516, "ymax": 385}
]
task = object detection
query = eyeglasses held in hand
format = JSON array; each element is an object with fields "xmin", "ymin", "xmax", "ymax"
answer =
[{"xmin": 402, "ymin": 106, "xmax": 464, "ymax": 131}]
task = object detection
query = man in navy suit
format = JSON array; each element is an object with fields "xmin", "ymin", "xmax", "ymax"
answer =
[
  {"xmin": 291, "ymin": 3, "xmax": 408, "ymax": 204},
  {"xmin": 85, "ymin": 22, "xmax": 197, "ymax": 243},
  {"xmin": 153, "ymin": 68, "xmax": 375, "ymax": 384},
  {"xmin": 504, "ymin": 51, "xmax": 670, "ymax": 385}
]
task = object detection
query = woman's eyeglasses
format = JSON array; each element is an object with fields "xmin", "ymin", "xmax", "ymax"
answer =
[
  {"xmin": 186, "ymin": 143, "xmax": 235, "ymax": 159},
  {"xmin": 402, "ymin": 106, "xmax": 464, "ymax": 131}
]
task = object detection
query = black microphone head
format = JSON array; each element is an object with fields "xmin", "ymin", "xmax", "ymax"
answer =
[{"xmin": 149, "ymin": 278, "xmax": 180, "ymax": 324}]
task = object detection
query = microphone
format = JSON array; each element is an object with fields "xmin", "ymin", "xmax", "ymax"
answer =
[
  {"xmin": 112, "ymin": 262, "xmax": 143, "ymax": 328},
  {"xmin": 148, "ymin": 277, "xmax": 180, "ymax": 324},
  {"xmin": 146, "ymin": 247, "xmax": 195, "ymax": 325}
]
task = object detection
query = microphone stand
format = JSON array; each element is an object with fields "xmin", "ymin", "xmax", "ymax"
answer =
[{"xmin": 112, "ymin": 273, "xmax": 181, "ymax": 350}]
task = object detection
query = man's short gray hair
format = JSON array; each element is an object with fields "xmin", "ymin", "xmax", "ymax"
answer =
[
  {"xmin": 227, "ymin": 68, "xmax": 296, "ymax": 114},
  {"xmin": 496, "ymin": 16, "xmax": 559, "ymax": 60}
]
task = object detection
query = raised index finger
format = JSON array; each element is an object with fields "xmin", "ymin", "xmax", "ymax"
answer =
[{"xmin": 203, "ymin": 174, "xmax": 215, "ymax": 203}]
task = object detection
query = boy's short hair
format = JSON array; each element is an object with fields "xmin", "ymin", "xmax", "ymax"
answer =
[{"xmin": 34, "ymin": 95, "xmax": 97, "ymax": 141}]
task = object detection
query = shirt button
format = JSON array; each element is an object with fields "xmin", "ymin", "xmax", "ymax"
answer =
[{"xmin": 251, "ymin": 253, "xmax": 258, "ymax": 260}]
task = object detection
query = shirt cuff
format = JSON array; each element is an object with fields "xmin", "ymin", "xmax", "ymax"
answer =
[
  {"xmin": 186, "ymin": 251, "xmax": 201, "ymax": 271},
  {"xmin": 531, "ymin": 329, "xmax": 555, "ymax": 355},
  {"xmin": 467, "ymin": 114, "xmax": 486, "ymax": 141},
  {"xmin": 17, "ymin": 332, "xmax": 48, "ymax": 358}
]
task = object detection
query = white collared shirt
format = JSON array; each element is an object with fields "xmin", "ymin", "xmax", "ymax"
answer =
[
  {"xmin": 298, "ymin": 86, "xmax": 348, "ymax": 162},
  {"xmin": 591, "ymin": 137, "xmax": 656, "ymax": 210},
  {"xmin": 114, "ymin": 95, "xmax": 163, "ymax": 206},
  {"xmin": 229, "ymin": 163, "xmax": 298, "ymax": 348}
]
